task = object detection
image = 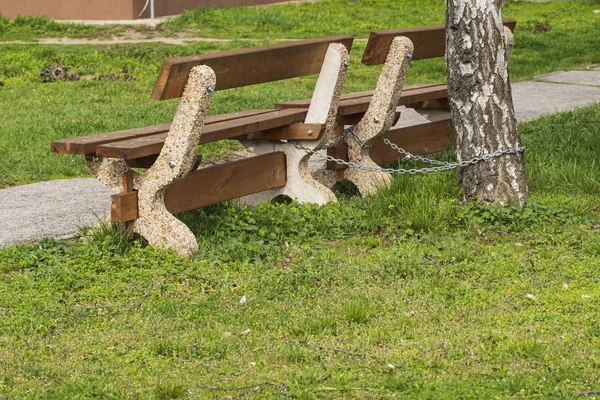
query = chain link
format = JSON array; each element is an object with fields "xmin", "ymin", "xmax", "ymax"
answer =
[{"xmin": 292, "ymin": 130, "xmax": 525, "ymax": 175}]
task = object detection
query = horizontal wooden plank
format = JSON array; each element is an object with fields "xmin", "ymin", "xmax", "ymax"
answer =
[
  {"xmin": 125, "ymin": 155, "xmax": 158, "ymax": 169},
  {"xmin": 112, "ymin": 152, "xmax": 287, "ymax": 221},
  {"xmin": 337, "ymin": 84, "xmax": 448, "ymax": 116},
  {"xmin": 96, "ymin": 108, "xmax": 308, "ymax": 160},
  {"xmin": 152, "ymin": 35, "xmax": 354, "ymax": 101},
  {"xmin": 236, "ymin": 123, "xmax": 324, "ymax": 141},
  {"xmin": 51, "ymin": 123, "xmax": 171, "ymax": 155},
  {"xmin": 165, "ymin": 152, "xmax": 287, "ymax": 214},
  {"xmin": 370, "ymin": 119, "xmax": 454, "ymax": 165},
  {"xmin": 50, "ymin": 109, "xmax": 274, "ymax": 155},
  {"xmin": 275, "ymin": 90, "xmax": 375, "ymax": 110},
  {"xmin": 362, "ymin": 19, "xmax": 517, "ymax": 65},
  {"xmin": 275, "ymin": 83, "xmax": 445, "ymax": 112}
]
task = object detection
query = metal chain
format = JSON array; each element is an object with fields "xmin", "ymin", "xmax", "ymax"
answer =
[
  {"xmin": 292, "ymin": 137, "xmax": 525, "ymax": 175},
  {"xmin": 323, "ymin": 124, "xmax": 356, "ymax": 149},
  {"xmin": 382, "ymin": 137, "xmax": 448, "ymax": 165}
]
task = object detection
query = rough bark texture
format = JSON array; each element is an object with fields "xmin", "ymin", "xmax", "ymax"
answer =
[{"xmin": 446, "ymin": 0, "xmax": 529, "ymax": 207}]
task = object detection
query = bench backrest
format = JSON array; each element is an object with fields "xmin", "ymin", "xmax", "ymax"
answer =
[
  {"xmin": 362, "ymin": 19, "xmax": 516, "ymax": 65},
  {"xmin": 152, "ymin": 35, "xmax": 354, "ymax": 101}
]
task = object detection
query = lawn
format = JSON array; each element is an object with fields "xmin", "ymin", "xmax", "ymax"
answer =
[
  {"xmin": 1, "ymin": 0, "xmax": 599, "ymax": 186},
  {"xmin": 1, "ymin": 104, "xmax": 600, "ymax": 398},
  {"xmin": 1, "ymin": 0, "xmax": 600, "ymax": 398}
]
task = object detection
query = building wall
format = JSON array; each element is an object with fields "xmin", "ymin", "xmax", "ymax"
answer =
[
  {"xmin": 1, "ymin": 0, "xmax": 287, "ymax": 20},
  {"xmin": 138, "ymin": 0, "xmax": 286, "ymax": 18},
  {"xmin": 1, "ymin": 0, "xmax": 135, "ymax": 20}
]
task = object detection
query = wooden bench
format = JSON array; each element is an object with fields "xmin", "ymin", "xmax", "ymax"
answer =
[
  {"xmin": 51, "ymin": 35, "xmax": 364, "ymax": 257},
  {"xmin": 276, "ymin": 19, "xmax": 517, "ymax": 188},
  {"xmin": 50, "ymin": 21, "xmax": 516, "ymax": 257}
]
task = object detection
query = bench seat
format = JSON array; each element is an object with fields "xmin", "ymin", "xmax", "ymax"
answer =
[
  {"xmin": 50, "ymin": 108, "xmax": 292, "ymax": 156},
  {"xmin": 276, "ymin": 83, "xmax": 448, "ymax": 123},
  {"xmin": 66, "ymin": 82, "xmax": 446, "ymax": 163}
]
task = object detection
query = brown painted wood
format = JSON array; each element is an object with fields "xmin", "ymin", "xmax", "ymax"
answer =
[
  {"xmin": 327, "ymin": 142, "xmax": 349, "ymax": 171},
  {"xmin": 96, "ymin": 108, "xmax": 308, "ymax": 160},
  {"xmin": 275, "ymin": 90, "xmax": 375, "ymax": 110},
  {"xmin": 125, "ymin": 155, "xmax": 159, "ymax": 169},
  {"xmin": 326, "ymin": 125, "xmax": 348, "ymax": 173},
  {"xmin": 111, "ymin": 153, "xmax": 287, "ymax": 222},
  {"xmin": 111, "ymin": 192, "xmax": 138, "ymax": 223},
  {"xmin": 237, "ymin": 123, "xmax": 324, "ymax": 141},
  {"xmin": 337, "ymin": 84, "xmax": 447, "ymax": 116},
  {"xmin": 125, "ymin": 153, "xmax": 202, "ymax": 169},
  {"xmin": 362, "ymin": 19, "xmax": 517, "ymax": 65},
  {"xmin": 51, "ymin": 123, "xmax": 172, "ymax": 156},
  {"xmin": 275, "ymin": 83, "xmax": 446, "ymax": 115},
  {"xmin": 404, "ymin": 98, "xmax": 450, "ymax": 110},
  {"xmin": 370, "ymin": 119, "xmax": 454, "ymax": 165},
  {"xmin": 122, "ymin": 171, "xmax": 135, "ymax": 236},
  {"xmin": 123, "ymin": 171, "xmax": 133, "ymax": 192},
  {"xmin": 50, "ymin": 109, "xmax": 273, "ymax": 155},
  {"xmin": 164, "ymin": 152, "xmax": 287, "ymax": 214},
  {"xmin": 152, "ymin": 35, "xmax": 354, "ymax": 100}
]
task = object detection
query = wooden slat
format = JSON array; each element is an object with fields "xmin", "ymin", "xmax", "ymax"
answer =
[
  {"xmin": 337, "ymin": 110, "xmax": 401, "ymax": 126},
  {"xmin": 370, "ymin": 119, "xmax": 454, "ymax": 165},
  {"xmin": 275, "ymin": 83, "xmax": 444, "ymax": 111},
  {"xmin": 236, "ymin": 123, "xmax": 324, "ymax": 141},
  {"xmin": 111, "ymin": 152, "xmax": 288, "ymax": 221},
  {"xmin": 165, "ymin": 152, "xmax": 287, "ymax": 214},
  {"xmin": 125, "ymin": 155, "xmax": 158, "ymax": 169},
  {"xmin": 50, "ymin": 109, "xmax": 273, "ymax": 155},
  {"xmin": 51, "ymin": 123, "xmax": 171, "ymax": 155},
  {"xmin": 96, "ymin": 108, "xmax": 308, "ymax": 160},
  {"xmin": 337, "ymin": 84, "xmax": 448, "ymax": 116},
  {"xmin": 362, "ymin": 19, "xmax": 517, "ymax": 65},
  {"xmin": 275, "ymin": 90, "xmax": 375, "ymax": 110},
  {"xmin": 152, "ymin": 35, "xmax": 354, "ymax": 101},
  {"xmin": 404, "ymin": 98, "xmax": 450, "ymax": 110}
]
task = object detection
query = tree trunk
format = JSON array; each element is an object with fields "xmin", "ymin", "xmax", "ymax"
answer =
[{"xmin": 446, "ymin": 0, "xmax": 529, "ymax": 208}]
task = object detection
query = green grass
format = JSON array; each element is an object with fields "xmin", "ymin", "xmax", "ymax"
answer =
[
  {"xmin": 1, "ymin": 1, "xmax": 600, "ymax": 396},
  {"xmin": 0, "ymin": 1, "xmax": 599, "ymax": 186},
  {"xmin": 1, "ymin": 104, "xmax": 600, "ymax": 398},
  {"xmin": 1, "ymin": 1, "xmax": 599, "ymax": 186}
]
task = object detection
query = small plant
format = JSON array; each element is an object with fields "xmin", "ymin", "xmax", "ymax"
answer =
[
  {"xmin": 342, "ymin": 299, "xmax": 372, "ymax": 324},
  {"xmin": 78, "ymin": 219, "xmax": 138, "ymax": 254},
  {"xmin": 153, "ymin": 381, "xmax": 187, "ymax": 400},
  {"xmin": 458, "ymin": 199, "xmax": 569, "ymax": 231},
  {"xmin": 533, "ymin": 20, "xmax": 551, "ymax": 34}
]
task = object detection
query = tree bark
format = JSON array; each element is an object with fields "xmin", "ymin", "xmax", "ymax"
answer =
[{"xmin": 446, "ymin": 0, "xmax": 529, "ymax": 207}]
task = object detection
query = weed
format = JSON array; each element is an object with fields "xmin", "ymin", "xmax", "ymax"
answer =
[
  {"xmin": 342, "ymin": 299, "xmax": 372, "ymax": 324},
  {"xmin": 78, "ymin": 219, "xmax": 138, "ymax": 255},
  {"xmin": 154, "ymin": 381, "xmax": 188, "ymax": 400},
  {"xmin": 533, "ymin": 20, "xmax": 552, "ymax": 34}
]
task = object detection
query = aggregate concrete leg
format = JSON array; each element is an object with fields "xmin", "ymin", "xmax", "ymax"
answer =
[
  {"xmin": 85, "ymin": 156, "xmax": 141, "ymax": 194},
  {"xmin": 503, "ymin": 26, "xmax": 514, "ymax": 62},
  {"xmin": 135, "ymin": 66, "xmax": 216, "ymax": 257},
  {"xmin": 241, "ymin": 43, "xmax": 350, "ymax": 205},
  {"xmin": 343, "ymin": 36, "xmax": 414, "ymax": 196}
]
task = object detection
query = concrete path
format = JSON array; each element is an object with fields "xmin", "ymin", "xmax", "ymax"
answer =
[{"xmin": 1, "ymin": 67, "xmax": 599, "ymax": 248}]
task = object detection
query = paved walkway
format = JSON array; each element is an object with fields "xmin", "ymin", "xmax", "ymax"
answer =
[{"xmin": 1, "ymin": 66, "xmax": 599, "ymax": 248}]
